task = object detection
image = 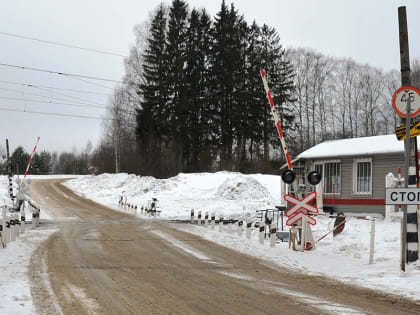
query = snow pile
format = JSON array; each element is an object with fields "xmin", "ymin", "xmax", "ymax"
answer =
[
  {"xmin": 0, "ymin": 176, "xmax": 11, "ymax": 207},
  {"xmin": 214, "ymin": 175, "xmax": 272, "ymax": 201},
  {"xmin": 64, "ymin": 172, "xmax": 281, "ymax": 219}
]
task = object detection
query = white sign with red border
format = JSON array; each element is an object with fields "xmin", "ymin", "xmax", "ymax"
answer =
[
  {"xmin": 284, "ymin": 192, "xmax": 319, "ymax": 226},
  {"xmin": 392, "ymin": 86, "xmax": 420, "ymax": 118}
]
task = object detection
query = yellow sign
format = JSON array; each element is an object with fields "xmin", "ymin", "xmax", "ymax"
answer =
[{"xmin": 395, "ymin": 122, "xmax": 420, "ymax": 140}]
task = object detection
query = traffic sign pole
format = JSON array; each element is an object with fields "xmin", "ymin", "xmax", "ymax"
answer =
[{"xmin": 402, "ymin": 94, "xmax": 411, "ymax": 271}]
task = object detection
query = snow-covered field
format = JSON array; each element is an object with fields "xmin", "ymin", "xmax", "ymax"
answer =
[{"xmin": 65, "ymin": 172, "xmax": 420, "ymax": 302}]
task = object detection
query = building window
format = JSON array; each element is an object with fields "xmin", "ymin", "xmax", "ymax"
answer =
[
  {"xmin": 353, "ymin": 158, "xmax": 372, "ymax": 195},
  {"xmin": 313, "ymin": 160, "xmax": 341, "ymax": 195}
]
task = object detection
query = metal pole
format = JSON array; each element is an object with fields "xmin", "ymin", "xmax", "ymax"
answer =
[
  {"xmin": 402, "ymin": 95, "xmax": 411, "ymax": 271},
  {"xmin": 398, "ymin": 6, "xmax": 411, "ymax": 272}
]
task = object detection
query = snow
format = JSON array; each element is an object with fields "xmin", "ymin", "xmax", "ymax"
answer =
[
  {"xmin": 0, "ymin": 225, "xmax": 57, "ymax": 314},
  {"xmin": 65, "ymin": 171, "xmax": 420, "ymax": 302},
  {"xmin": 64, "ymin": 172, "xmax": 281, "ymax": 219},
  {"xmin": 297, "ymin": 134, "xmax": 420, "ymax": 159},
  {"xmin": 179, "ymin": 218, "xmax": 420, "ymax": 302},
  {"xmin": 0, "ymin": 176, "xmax": 58, "ymax": 314}
]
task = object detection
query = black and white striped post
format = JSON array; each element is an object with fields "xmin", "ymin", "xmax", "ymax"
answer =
[
  {"xmin": 227, "ymin": 218, "xmax": 232, "ymax": 234},
  {"xmin": 190, "ymin": 209, "xmax": 194, "ymax": 224},
  {"xmin": 197, "ymin": 211, "xmax": 202, "ymax": 225},
  {"xmin": 2, "ymin": 207, "xmax": 7, "ymax": 247},
  {"xmin": 205, "ymin": 212, "xmax": 209, "ymax": 227},
  {"xmin": 259, "ymin": 225, "xmax": 265, "ymax": 244},
  {"xmin": 5, "ymin": 213, "xmax": 11, "ymax": 244},
  {"xmin": 407, "ymin": 169, "xmax": 418, "ymax": 262},
  {"xmin": 237, "ymin": 220, "xmax": 243, "ymax": 237},
  {"xmin": 218, "ymin": 215, "xmax": 224, "ymax": 232},
  {"xmin": 6, "ymin": 139, "xmax": 15, "ymax": 208},
  {"xmin": 10, "ymin": 215, "xmax": 16, "ymax": 242},
  {"xmin": 270, "ymin": 223, "xmax": 277, "ymax": 248},
  {"xmin": 15, "ymin": 213, "xmax": 20, "ymax": 237},
  {"xmin": 211, "ymin": 213, "xmax": 215, "ymax": 230},
  {"xmin": 246, "ymin": 221, "xmax": 252, "ymax": 239}
]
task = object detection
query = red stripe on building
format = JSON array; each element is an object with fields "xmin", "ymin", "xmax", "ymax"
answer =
[{"xmin": 323, "ymin": 198, "xmax": 385, "ymax": 206}]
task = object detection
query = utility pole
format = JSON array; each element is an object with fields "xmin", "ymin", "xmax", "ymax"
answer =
[{"xmin": 398, "ymin": 6, "xmax": 416, "ymax": 271}]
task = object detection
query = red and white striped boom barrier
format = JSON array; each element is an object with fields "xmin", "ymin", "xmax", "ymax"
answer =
[
  {"xmin": 260, "ymin": 69, "xmax": 293, "ymax": 171},
  {"xmin": 24, "ymin": 137, "xmax": 40, "ymax": 179}
]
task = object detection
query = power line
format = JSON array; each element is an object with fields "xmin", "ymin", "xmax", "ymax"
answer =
[
  {"xmin": 0, "ymin": 86, "xmax": 98, "ymax": 106},
  {"xmin": 31, "ymin": 85, "xmax": 104, "ymax": 106},
  {"xmin": 0, "ymin": 107, "xmax": 112, "ymax": 120},
  {"xmin": 0, "ymin": 94, "xmax": 134, "ymax": 114},
  {"xmin": 0, "ymin": 79, "xmax": 113, "ymax": 96},
  {"xmin": 64, "ymin": 75, "xmax": 116, "ymax": 90},
  {"xmin": 0, "ymin": 31, "xmax": 127, "ymax": 58},
  {"xmin": 0, "ymin": 62, "xmax": 122, "ymax": 83},
  {"xmin": 0, "ymin": 96, "xmax": 109, "ymax": 109}
]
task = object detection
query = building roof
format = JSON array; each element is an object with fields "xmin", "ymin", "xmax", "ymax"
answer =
[{"xmin": 297, "ymin": 134, "xmax": 418, "ymax": 159}]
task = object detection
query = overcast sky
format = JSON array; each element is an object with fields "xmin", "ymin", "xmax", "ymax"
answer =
[{"xmin": 0, "ymin": 0, "xmax": 419, "ymax": 154}]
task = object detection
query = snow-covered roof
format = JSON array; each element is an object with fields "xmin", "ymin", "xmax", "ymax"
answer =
[{"xmin": 297, "ymin": 134, "xmax": 417, "ymax": 159}]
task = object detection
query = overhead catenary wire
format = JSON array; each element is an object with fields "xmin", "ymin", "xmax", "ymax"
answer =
[
  {"xmin": 31, "ymin": 85, "xmax": 104, "ymax": 107},
  {"xmin": 0, "ymin": 107, "xmax": 113, "ymax": 120},
  {"xmin": 0, "ymin": 86, "xmax": 99, "ymax": 106},
  {"xmin": 0, "ymin": 87, "xmax": 134, "ymax": 113},
  {"xmin": 0, "ymin": 31, "xmax": 127, "ymax": 58},
  {"xmin": 0, "ymin": 79, "xmax": 113, "ymax": 96},
  {"xmin": 64, "ymin": 75, "xmax": 117, "ymax": 90},
  {"xmin": 0, "ymin": 96, "xmax": 110, "ymax": 110},
  {"xmin": 0, "ymin": 62, "xmax": 122, "ymax": 83}
]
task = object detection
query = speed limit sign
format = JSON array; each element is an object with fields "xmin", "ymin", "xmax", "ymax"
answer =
[{"xmin": 392, "ymin": 86, "xmax": 420, "ymax": 118}]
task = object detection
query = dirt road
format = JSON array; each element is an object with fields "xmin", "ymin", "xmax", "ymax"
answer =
[{"xmin": 29, "ymin": 179, "xmax": 420, "ymax": 314}]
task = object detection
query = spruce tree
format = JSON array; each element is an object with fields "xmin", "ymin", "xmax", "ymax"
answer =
[
  {"xmin": 258, "ymin": 24, "xmax": 296, "ymax": 163},
  {"xmin": 210, "ymin": 1, "xmax": 242, "ymax": 169},
  {"xmin": 184, "ymin": 8, "xmax": 213, "ymax": 171},
  {"xmin": 166, "ymin": 0, "xmax": 189, "ymax": 172},
  {"xmin": 137, "ymin": 4, "xmax": 169, "ymax": 175}
]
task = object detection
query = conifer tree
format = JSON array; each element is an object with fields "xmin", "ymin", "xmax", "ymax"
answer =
[
  {"xmin": 166, "ymin": 0, "xmax": 189, "ymax": 171},
  {"xmin": 137, "ymin": 5, "xmax": 169, "ymax": 174},
  {"xmin": 210, "ymin": 1, "xmax": 242, "ymax": 169},
  {"xmin": 184, "ymin": 8, "xmax": 213, "ymax": 170},
  {"xmin": 258, "ymin": 24, "xmax": 295, "ymax": 162}
]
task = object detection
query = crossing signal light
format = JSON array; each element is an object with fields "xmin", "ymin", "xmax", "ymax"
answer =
[
  {"xmin": 307, "ymin": 171, "xmax": 322, "ymax": 186},
  {"xmin": 282, "ymin": 169, "xmax": 296, "ymax": 184}
]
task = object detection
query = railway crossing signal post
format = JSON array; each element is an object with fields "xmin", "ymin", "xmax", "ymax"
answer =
[{"xmin": 260, "ymin": 70, "xmax": 322, "ymax": 251}]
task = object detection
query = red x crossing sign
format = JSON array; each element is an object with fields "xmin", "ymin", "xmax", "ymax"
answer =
[{"xmin": 284, "ymin": 192, "xmax": 319, "ymax": 226}]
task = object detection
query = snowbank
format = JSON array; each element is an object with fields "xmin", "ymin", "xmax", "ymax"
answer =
[
  {"xmin": 64, "ymin": 172, "xmax": 281, "ymax": 219},
  {"xmin": 0, "ymin": 175, "xmax": 57, "ymax": 314}
]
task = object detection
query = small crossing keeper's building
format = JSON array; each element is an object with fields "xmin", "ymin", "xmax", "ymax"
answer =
[{"xmin": 297, "ymin": 134, "xmax": 418, "ymax": 215}]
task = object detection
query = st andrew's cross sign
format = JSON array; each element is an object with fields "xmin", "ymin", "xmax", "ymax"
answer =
[{"xmin": 284, "ymin": 192, "xmax": 319, "ymax": 226}]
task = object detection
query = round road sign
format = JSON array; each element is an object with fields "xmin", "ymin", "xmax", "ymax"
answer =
[{"xmin": 392, "ymin": 86, "xmax": 420, "ymax": 118}]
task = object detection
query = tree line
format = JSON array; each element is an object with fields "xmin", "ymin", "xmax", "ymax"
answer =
[
  {"xmin": 5, "ymin": 1, "xmax": 418, "ymax": 178},
  {"xmin": 0, "ymin": 142, "xmax": 93, "ymax": 175},
  {"xmin": 102, "ymin": 0, "xmax": 296, "ymax": 178},
  {"xmin": 93, "ymin": 0, "xmax": 420, "ymax": 178}
]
